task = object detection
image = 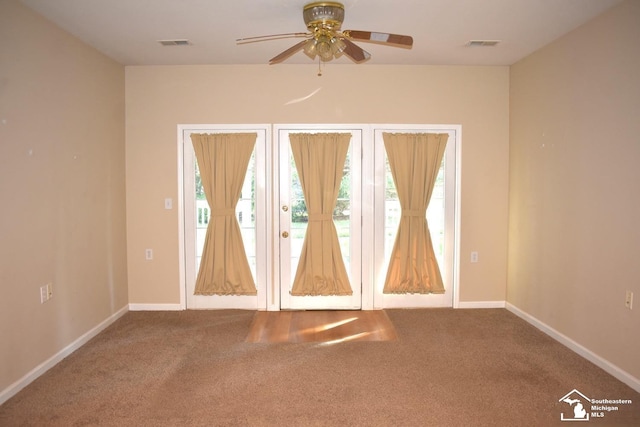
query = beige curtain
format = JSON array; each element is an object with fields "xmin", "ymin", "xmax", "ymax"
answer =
[
  {"xmin": 191, "ymin": 133, "xmax": 257, "ymax": 295},
  {"xmin": 383, "ymin": 132, "xmax": 448, "ymax": 294},
  {"xmin": 289, "ymin": 133, "xmax": 353, "ymax": 296}
]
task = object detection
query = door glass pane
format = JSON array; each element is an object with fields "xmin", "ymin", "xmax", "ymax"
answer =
[
  {"xmin": 194, "ymin": 150, "xmax": 257, "ymax": 281},
  {"xmin": 289, "ymin": 148, "xmax": 352, "ymax": 282},
  {"xmin": 289, "ymin": 153, "xmax": 306, "ymax": 281},
  {"xmin": 384, "ymin": 155, "xmax": 445, "ymax": 268},
  {"xmin": 335, "ymin": 150, "xmax": 351, "ymax": 269}
]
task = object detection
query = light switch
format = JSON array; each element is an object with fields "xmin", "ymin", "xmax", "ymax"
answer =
[{"xmin": 164, "ymin": 198, "xmax": 173, "ymax": 210}]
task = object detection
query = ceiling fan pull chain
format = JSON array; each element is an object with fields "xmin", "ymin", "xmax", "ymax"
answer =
[{"xmin": 317, "ymin": 56, "xmax": 323, "ymax": 76}]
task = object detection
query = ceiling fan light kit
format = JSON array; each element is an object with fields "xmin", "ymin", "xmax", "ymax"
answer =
[{"xmin": 236, "ymin": 1, "xmax": 414, "ymax": 75}]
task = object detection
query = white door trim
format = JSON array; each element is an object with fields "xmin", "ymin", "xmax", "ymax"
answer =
[
  {"xmin": 177, "ymin": 123, "xmax": 460, "ymax": 311},
  {"xmin": 273, "ymin": 124, "xmax": 368, "ymax": 311},
  {"xmin": 371, "ymin": 124, "xmax": 461, "ymax": 309},
  {"xmin": 177, "ymin": 124, "xmax": 272, "ymax": 310}
]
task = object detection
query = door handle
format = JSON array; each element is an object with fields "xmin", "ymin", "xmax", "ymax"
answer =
[
  {"xmin": 282, "ymin": 231, "xmax": 289, "ymax": 238},
  {"xmin": 282, "ymin": 205, "xmax": 289, "ymax": 212}
]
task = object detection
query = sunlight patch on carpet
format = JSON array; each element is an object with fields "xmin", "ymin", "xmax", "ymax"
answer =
[{"xmin": 246, "ymin": 310, "xmax": 398, "ymax": 343}]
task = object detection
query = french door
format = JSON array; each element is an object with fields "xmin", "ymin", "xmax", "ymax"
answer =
[
  {"xmin": 276, "ymin": 126, "xmax": 363, "ymax": 310},
  {"xmin": 182, "ymin": 125, "xmax": 269, "ymax": 309},
  {"xmin": 180, "ymin": 124, "xmax": 458, "ymax": 310},
  {"xmin": 372, "ymin": 126, "xmax": 457, "ymax": 308}
]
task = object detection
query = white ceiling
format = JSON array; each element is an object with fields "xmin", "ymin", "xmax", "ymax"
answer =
[{"xmin": 20, "ymin": 0, "xmax": 623, "ymax": 66}]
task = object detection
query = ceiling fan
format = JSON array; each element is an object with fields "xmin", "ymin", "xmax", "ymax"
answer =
[{"xmin": 236, "ymin": 1, "xmax": 413, "ymax": 67}]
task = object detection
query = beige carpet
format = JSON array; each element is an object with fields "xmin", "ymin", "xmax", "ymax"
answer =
[{"xmin": 0, "ymin": 309, "xmax": 638, "ymax": 426}]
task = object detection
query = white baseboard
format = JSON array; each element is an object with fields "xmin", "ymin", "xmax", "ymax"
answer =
[
  {"xmin": 456, "ymin": 300, "xmax": 506, "ymax": 309},
  {"xmin": 0, "ymin": 305, "xmax": 129, "ymax": 406},
  {"xmin": 128, "ymin": 303, "xmax": 183, "ymax": 311},
  {"xmin": 506, "ymin": 302, "xmax": 640, "ymax": 393}
]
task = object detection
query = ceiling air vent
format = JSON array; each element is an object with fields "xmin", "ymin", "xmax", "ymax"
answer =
[
  {"xmin": 158, "ymin": 39, "xmax": 191, "ymax": 46},
  {"xmin": 466, "ymin": 40, "xmax": 500, "ymax": 47}
]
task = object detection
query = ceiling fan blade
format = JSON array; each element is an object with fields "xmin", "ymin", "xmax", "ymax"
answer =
[
  {"xmin": 341, "ymin": 38, "xmax": 371, "ymax": 63},
  {"xmin": 269, "ymin": 40, "xmax": 309, "ymax": 64},
  {"xmin": 343, "ymin": 30, "xmax": 413, "ymax": 48},
  {"xmin": 236, "ymin": 32, "xmax": 309, "ymax": 44}
]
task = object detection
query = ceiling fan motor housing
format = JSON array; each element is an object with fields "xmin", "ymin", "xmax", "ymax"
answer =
[{"xmin": 303, "ymin": 2, "xmax": 345, "ymax": 30}]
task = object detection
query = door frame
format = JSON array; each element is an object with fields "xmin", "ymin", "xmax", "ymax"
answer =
[
  {"xmin": 177, "ymin": 124, "xmax": 272, "ymax": 310},
  {"xmin": 177, "ymin": 123, "xmax": 460, "ymax": 311},
  {"xmin": 274, "ymin": 125, "xmax": 367, "ymax": 311},
  {"xmin": 371, "ymin": 125, "xmax": 461, "ymax": 309}
]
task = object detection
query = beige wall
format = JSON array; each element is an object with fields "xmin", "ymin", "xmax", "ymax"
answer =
[
  {"xmin": 0, "ymin": 0, "xmax": 128, "ymax": 393},
  {"xmin": 4, "ymin": 0, "xmax": 636, "ymax": 403},
  {"xmin": 125, "ymin": 64, "xmax": 510, "ymax": 305},
  {"xmin": 508, "ymin": 0, "xmax": 640, "ymax": 379}
]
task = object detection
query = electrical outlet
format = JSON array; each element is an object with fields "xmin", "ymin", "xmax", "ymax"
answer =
[
  {"xmin": 40, "ymin": 283, "xmax": 53, "ymax": 303},
  {"xmin": 470, "ymin": 251, "xmax": 479, "ymax": 263},
  {"xmin": 145, "ymin": 249, "xmax": 153, "ymax": 260},
  {"xmin": 625, "ymin": 291, "xmax": 633, "ymax": 310}
]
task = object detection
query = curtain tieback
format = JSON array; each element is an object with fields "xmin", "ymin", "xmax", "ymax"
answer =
[
  {"xmin": 402, "ymin": 209, "xmax": 425, "ymax": 217},
  {"xmin": 211, "ymin": 208, "xmax": 236, "ymax": 216},
  {"xmin": 308, "ymin": 213, "xmax": 333, "ymax": 222}
]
